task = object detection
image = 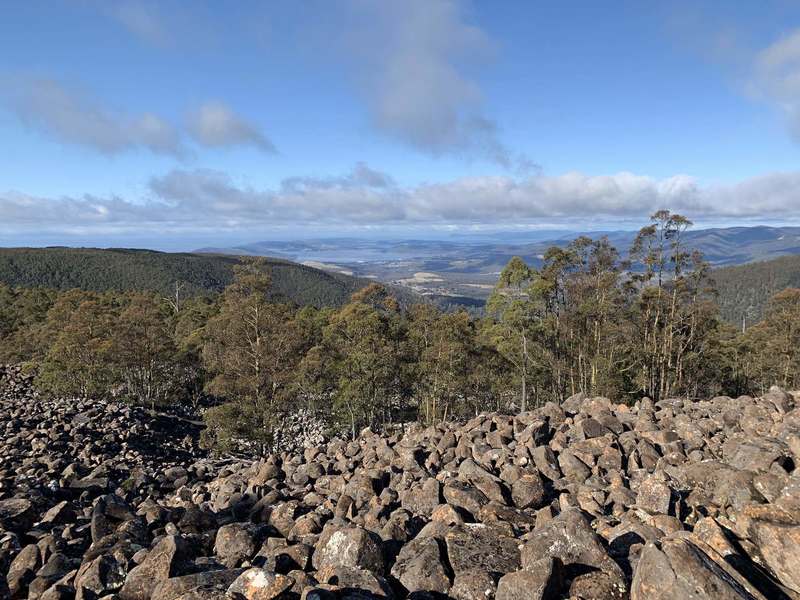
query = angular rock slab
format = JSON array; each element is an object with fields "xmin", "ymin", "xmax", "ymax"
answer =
[
  {"xmin": 521, "ymin": 508, "xmax": 624, "ymax": 585},
  {"xmin": 740, "ymin": 509, "xmax": 800, "ymax": 594},
  {"xmin": 120, "ymin": 536, "xmax": 191, "ymax": 600},
  {"xmin": 445, "ymin": 524, "xmax": 521, "ymax": 576},
  {"xmin": 631, "ymin": 536, "xmax": 767, "ymax": 600},
  {"xmin": 312, "ymin": 524, "xmax": 385, "ymax": 575},
  {"xmin": 390, "ymin": 536, "xmax": 450, "ymax": 594},
  {"xmin": 496, "ymin": 558, "xmax": 561, "ymax": 600},
  {"xmin": 227, "ymin": 567, "xmax": 294, "ymax": 600}
]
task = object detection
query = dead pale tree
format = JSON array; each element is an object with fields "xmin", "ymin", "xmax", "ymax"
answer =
[{"xmin": 164, "ymin": 281, "xmax": 185, "ymax": 314}]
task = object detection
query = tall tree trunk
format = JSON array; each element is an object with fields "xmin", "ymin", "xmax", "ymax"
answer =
[{"xmin": 521, "ymin": 332, "xmax": 528, "ymax": 412}]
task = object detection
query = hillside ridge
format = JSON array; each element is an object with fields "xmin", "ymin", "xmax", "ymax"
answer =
[{"xmin": 0, "ymin": 247, "xmax": 374, "ymax": 308}]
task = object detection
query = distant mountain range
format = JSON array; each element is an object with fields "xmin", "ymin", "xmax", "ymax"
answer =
[
  {"xmin": 196, "ymin": 226, "xmax": 800, "ymax": 268},
  {"xmin": 195, "ymin": 226, "xmax": 800, "ymax": 305}
]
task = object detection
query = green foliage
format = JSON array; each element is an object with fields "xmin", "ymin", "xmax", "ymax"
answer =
[
  {"xmin": 485, "ymin": 237, "xmax": 632, "ymax": 408},
  {"xmin": 627, "ymin": 211, "xmax": 718, "ymax": 399},
  {"xmin": 408, "ymin": 304, "xmax": 488, "ymax": 423},
  {"xmin": 301, "ymin": 284, "xmax": 407, "ymax": 438},
  {"xmin": 0, "ymin": 285, "xmax": 56, "ymax": 363},
  {"xmin": 112, "ymin": 293, "xmax": 179, "ymax": 409},
  {"xmin": 714, "ymin": 254, "xmax": 800, "ymax": 326},
  {"xmin": 486, "ymin": 256, "xmax": 539, "ymax": 411},
  {"xmin": 202, "ymin": 259, "xmax": 307, "ymax": 452},
  {"xmin": 36, "ymin": 294, "xmax": 116, "ymax": 398},
  {"xmin": 738, "ymin": 288, "xmax": 800, "ymax": 393},
  {"xmin": 201, "ymin": 402, "xmax": 254, "ymax": 454}
]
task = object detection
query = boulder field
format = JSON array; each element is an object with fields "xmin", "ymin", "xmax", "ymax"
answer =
[{"xmin": 1, "ymin": 366, "xmax": 800, "ymax": 599}]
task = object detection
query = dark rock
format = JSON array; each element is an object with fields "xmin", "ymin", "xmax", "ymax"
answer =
[
  {"xmin": 390, "ymin": 537, "xmax": 449, "ymax": 594},
  {"xmin": 227, "ymin": 567, "xmax": 294, "ymax": 600},
  {"xmin": 2, "ymin": 365, "xmax": 799, "ymax": 600},
  {"xmin": 557, "ymin": 451, "xmax": 591, "ymax": 483},
  {"xmin": 315, "ymin": 565, "xmax": 392, "ymax": 598},
  {"xmin": 496, "ymin": 558, "xmax": 561, "ymax": 600},
  {"xmin": 6, "ymin": 544, "xmax": 41, "ymax": 598},
  {"xmin": 401, "ymin": 479, "xmax": 441, "ymax": 518},
  {"xmin": 75, "ymin": 554, "xmax": 126, "ymax": 600},
  {"xmin": 443, "ymin": 481, "xmax": 489, "ymax": 517},
  {"xmin": 152, "ymin": 569, "xmax": 245, "ymax": 600},
  {"xmin": 214, "ymin": 523, "xmax": 267, "ymax": 568},
  {"xmin": 636, "ymin": 476, "xmax": 672, "ymax": 515},
  {"xmin": 450, "ymin": 570, "xmax": 497, "ymax": 600},
  {"xmin": 445, "ymin": 524, "xmax": 520, "ymax": 576},
  {"xmin": 0, "ymin": 500, "xmax": 34, "ymax": 534},
  {"xmin": 312, "ymin": 525, "xmax": 385, "ymax": 574},
  {"xmin": 532, "ymin": 446, "xmax": 561, "ymax": 481},
  {"xmin": 631, "ymin": 536, "xmax": 765, "ymax": 600},
  {"xmin": 520, "ymin": 508, "xmax": 624, "ymax": 585},
  {"xmin": 120, "ymin": 536, "xmax": 192, "ymax": 600},
  {"xmin": 511, "ymin": 472, "xmax": 546, "ymax": 510},
  {"xmin": 736, "ymin": 506, "xmax": 800, "ymax": 594}
]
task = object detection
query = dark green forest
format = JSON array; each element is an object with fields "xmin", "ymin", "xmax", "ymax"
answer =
[
  {"xmin": 1, "ymin": 212, "xmax": 799, "ymax": 453},
  {"xmin": 714, "ymin": 254, "xmax": 800, "ymax": 326},
  {"xmin": 0, "ymin": 247, "xmax": 372, "ymax": 308}
]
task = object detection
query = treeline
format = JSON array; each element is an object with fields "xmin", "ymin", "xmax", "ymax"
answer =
[
  {"xmin": 1, "ymin": 211, "xmax": 799, "ymax": 452},
  {"xmin": 0, "ymin": 285, "xmax": 214, "ymax": 407}
]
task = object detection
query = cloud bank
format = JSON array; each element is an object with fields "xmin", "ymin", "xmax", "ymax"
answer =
[{"xmin": 2, "ymin": 165, "xmax": 800, "ymax": 233}]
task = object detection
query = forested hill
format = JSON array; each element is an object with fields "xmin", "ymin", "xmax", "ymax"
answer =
[
  {"xmin": 714, "ymin": 254, "xmax": 800, "ymax": 326},
  {"xmin": 0, "ymin": 247, "xmax": 374, "ymax": 308},
  {"xmin": 5, "ymin": 246, "xmax": 800, "ymax": 322}
]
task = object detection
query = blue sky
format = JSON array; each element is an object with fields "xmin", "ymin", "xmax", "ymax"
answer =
[{"xmin": 2, "ymin": 0, "xmax": 800, "ymax": 248}]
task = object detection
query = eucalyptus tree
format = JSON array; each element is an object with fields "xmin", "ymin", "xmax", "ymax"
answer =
[
  {"xmin": 741, "ymin": 288, "xmax": 800, "ymax": 392},
  {"xmin": 549, "ymin": 236, "xmax": 629, "ymax": 398},
  {"xmin": 0, "ymin": 285, "xmax": 55, "ymax": 363},
  {"xmin": 202, "ymin": 258, "xmax": 303, "ymax": 453},
  {"xmin": 113, "ymin": 293, "xmax": 177, "ymax": 410},
  {"xmin": 628, "ymin": 210, "xmax": 716, "ymax": 399},
  {"xmin": 408, "ymin": 304, "xmax": 478, "ymax": 423},
  {"xmin": 37, "ymin": 294, "xmax": 116, "ymax": 398},
  {"xmin": 486, "ymin": 256, "xmax": 540, "ymax": 411},
  {"xmin": 302, "ymin": 284, "xmax": 405, "ymax": 438}
]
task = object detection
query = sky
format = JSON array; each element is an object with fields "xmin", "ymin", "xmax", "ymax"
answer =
[{"xmin": 2, "ymin": 0, "xmax": 800, "ymax": 249}]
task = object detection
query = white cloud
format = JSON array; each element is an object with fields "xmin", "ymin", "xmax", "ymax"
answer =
[
  {"xmin": 186, "ymin": 101, "xmax": 276, "ymax": 152},
  {"xmin": 280, "ymin": 162, "xmax": 395, "ymax": 193},
  {"xmin": 2, "ymin": 78, "xmax": 277, "ymax": 157},
  {"xmin": 3, "ymin": 166, "xmax": 800, "ymax": 233},
  {"xmin": 3, "ymin": 78, "xmax": 184, "ymax": 156},
  {"xmin": 754, "ymin": 28, "xmax": 800, "ymax": 137},
  {"xmin": 102, "ymin": 1, "xmax": 170, "ymax": 47},
  {"xmin": 338, "ymin": 0, "xmax": 524, "ymax": 167}
]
